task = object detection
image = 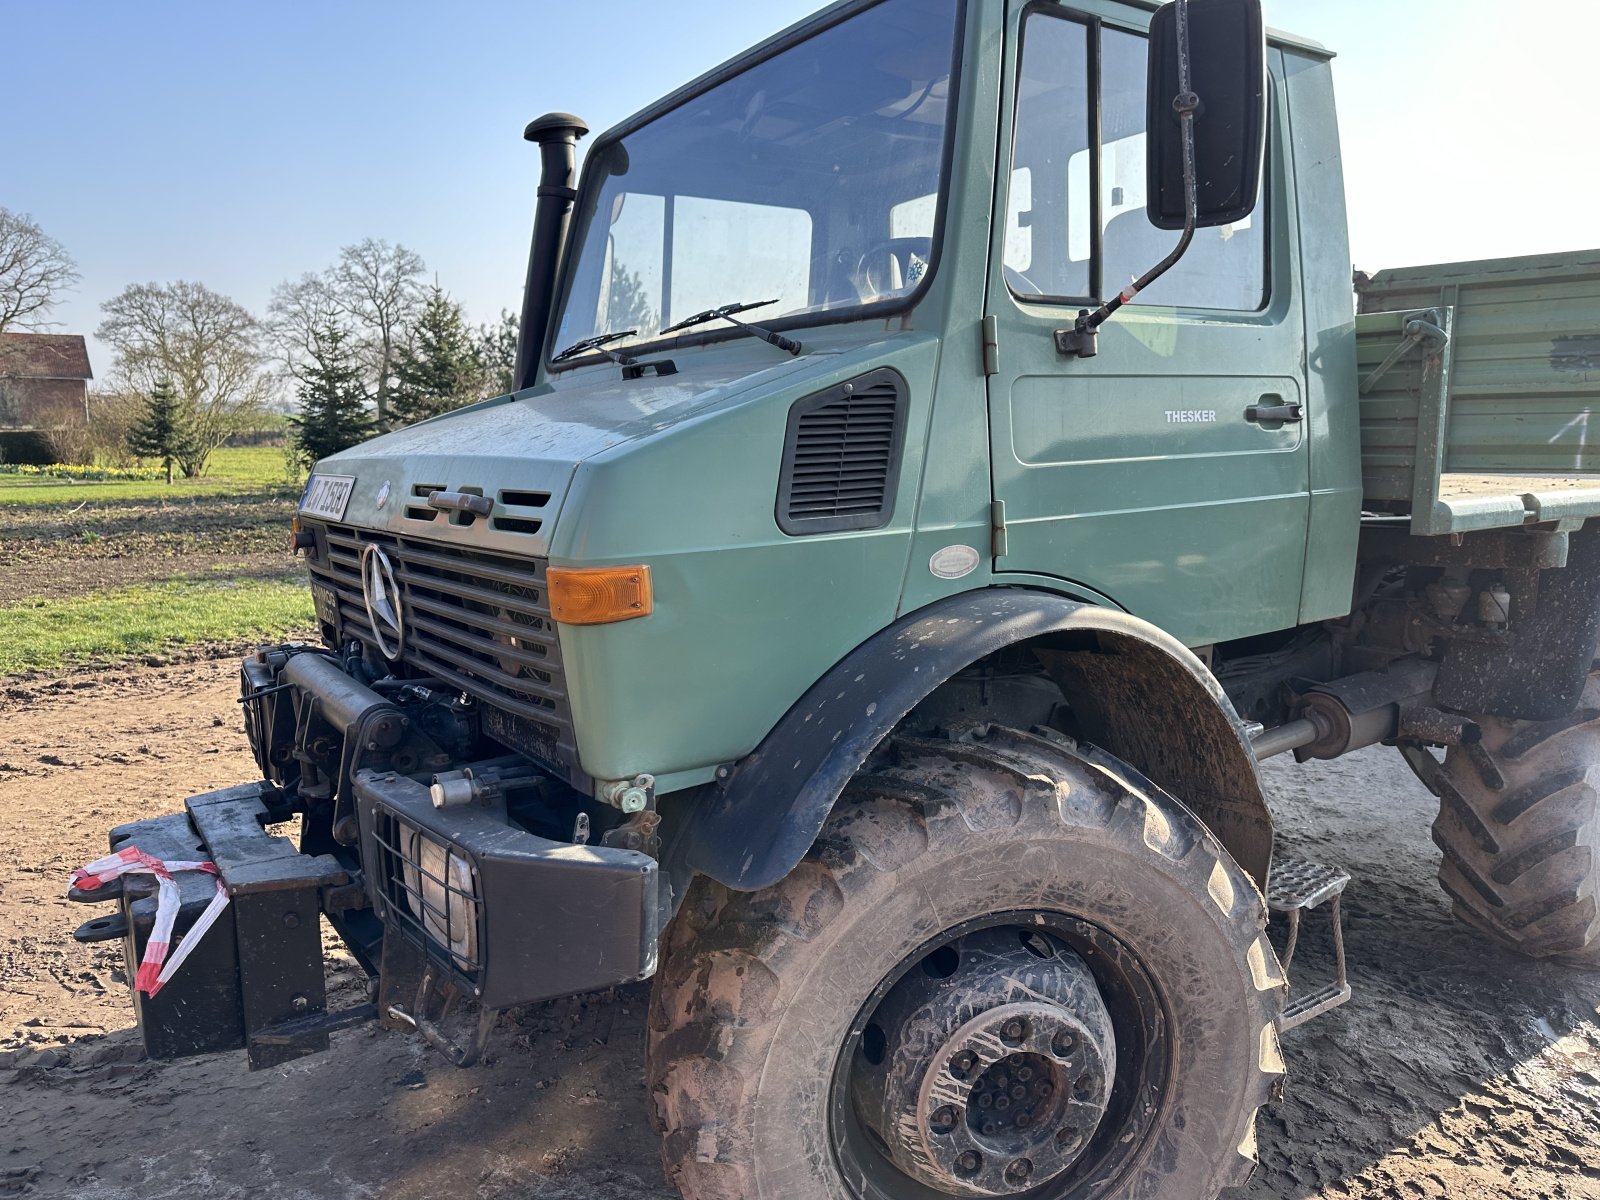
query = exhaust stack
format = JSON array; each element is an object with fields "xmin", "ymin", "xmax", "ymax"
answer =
[{"xmin": 514, "ymin": 112, "xmax": 590, "ymax": 393}]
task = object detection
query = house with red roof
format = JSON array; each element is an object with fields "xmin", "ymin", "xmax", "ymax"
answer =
[{"xmin": 0, "ymin": 332, "xmax": 94, "ymax": 432}]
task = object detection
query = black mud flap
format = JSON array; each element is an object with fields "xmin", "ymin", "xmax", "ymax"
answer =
[{"xmin": 70, "ymin": 782, "xmax": 360, "ymax": 1069}]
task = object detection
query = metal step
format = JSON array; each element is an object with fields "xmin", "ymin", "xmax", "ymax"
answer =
[{"xmin": 1267, "ymin": 856, "xmax": 1353, "ymax": 1032}]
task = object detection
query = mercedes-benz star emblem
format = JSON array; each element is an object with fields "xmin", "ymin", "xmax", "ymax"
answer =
[{"xmin": 360, "ymin": 544, "xmax": 405, "ymax": 660}]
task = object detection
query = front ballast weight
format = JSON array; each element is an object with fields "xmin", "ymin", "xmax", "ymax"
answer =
[{"xmin": 69, "ymin": 781, "xmax": 358, "ymax": 1069}]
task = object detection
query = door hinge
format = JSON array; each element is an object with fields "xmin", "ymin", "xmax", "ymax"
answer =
[
  {"xmin": 981, "ymin": 315, "xmax": 1000, "ymax": 376},
  {"xmin": 990, "ymin": 500, "xmax": 1008, "ymax": 559}
]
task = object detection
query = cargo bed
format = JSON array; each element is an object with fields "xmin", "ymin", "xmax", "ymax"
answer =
[{"xmin": 1356, "ymin": 250, "xmax": 1600, "ymax": 535}]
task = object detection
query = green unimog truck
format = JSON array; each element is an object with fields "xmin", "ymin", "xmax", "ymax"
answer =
[{"xmin": 69, "ymin": 0, "xmax": 1600, "ymax": 1196}]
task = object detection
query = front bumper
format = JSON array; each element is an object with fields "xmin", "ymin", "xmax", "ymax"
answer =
[{"xmin": 70, "ymin": 648, "xmax": 663, "ymax": 1069}]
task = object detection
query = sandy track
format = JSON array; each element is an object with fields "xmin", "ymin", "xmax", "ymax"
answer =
[{"xmin": 1, "ymin": 657, "xmax": 1596, "ymax": 1199}]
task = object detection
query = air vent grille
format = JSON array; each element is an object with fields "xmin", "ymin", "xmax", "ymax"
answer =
[{"xmin": 777, "ymin": 369, "xmax": 907, "ymax": 535}]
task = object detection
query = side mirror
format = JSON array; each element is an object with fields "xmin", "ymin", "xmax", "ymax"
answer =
[{"xmin": 1146, "ymin": 0, "xmax": 1266, "ymax": 231}]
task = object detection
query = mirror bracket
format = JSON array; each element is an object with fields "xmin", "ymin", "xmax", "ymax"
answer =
[{"xmin": 1054, "ymin": 312, "xmax": 1099, "ymax": 359}]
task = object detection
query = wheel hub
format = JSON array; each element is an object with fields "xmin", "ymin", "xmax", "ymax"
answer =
[{"xmin": 849, "ymin": 928, "xmax": 1117, "ymax": 1197}]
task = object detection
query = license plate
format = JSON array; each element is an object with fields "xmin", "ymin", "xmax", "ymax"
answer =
[
  {"xmin": 300, "ymin": 474, "xmax": 356, "ymax": 521},
  {"xmin": 310, "ymin": 579, "xmax": 341, "ymax": 628}
]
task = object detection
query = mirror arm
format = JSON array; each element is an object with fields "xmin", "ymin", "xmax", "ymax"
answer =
[{"xmin": 1057, "ymin": 0, "xmax": 1200, "ymax": 360}]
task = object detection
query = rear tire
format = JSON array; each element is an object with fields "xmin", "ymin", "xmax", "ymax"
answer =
[
  {"xmin": 1428, "ymin": 669, "xmax": 1600, "ymax": 965},
  {"xmin": 647, "ymin": 725, "xmax": 1285, "ymax": 1200}
]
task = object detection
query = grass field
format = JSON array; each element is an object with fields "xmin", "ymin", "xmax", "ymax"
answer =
[
  {"xmin": 0, "ymin": 446, "xmax": 315, "ymax": 677},
  {"xmin": 0, "ymin": 447, "xmax": 300, "ymax": 506},
  {"xmin": 0, "ymin": 577, "xmax": 315, "ymax": 675}
]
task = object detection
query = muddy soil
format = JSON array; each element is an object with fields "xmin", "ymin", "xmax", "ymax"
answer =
[
  {"xmin": 1, "ymin": 657, "xmax": 1596, "ymax": 1199},
  {"xmin": 0, "ymin": 491, "xmax": 297, "ymax": 602}
]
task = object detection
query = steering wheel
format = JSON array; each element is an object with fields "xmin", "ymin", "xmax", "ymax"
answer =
[
  {"xmin": 853, "ymin": 237, "xmax": 934, "ymax": 301},
  {"xmin": 1004, "ymin": 264, "xmax": 1046, "ymax": 297}
]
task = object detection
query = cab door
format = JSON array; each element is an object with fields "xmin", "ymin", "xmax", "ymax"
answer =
[{"xmin": 986, "ymin": 3, "xmax": 1310, "ymax": 648}]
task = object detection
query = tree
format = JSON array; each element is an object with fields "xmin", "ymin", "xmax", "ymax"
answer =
[
  {"xmin": 97, "ymin": 280, "xmax": 272, "ymax": 477},
  {"xmin": 606, "ymin": 260, "xmax": 658, "ymax": 336},
  {"xmin": 0, "ymin": 207, "xmax": 79, "ymax": 336},
  {"xmin": 127, "ymin": 380, "xmax": 198, "ymax": 484},
  {"xmin": 476, "ymin": 309, "xmax": 520, "ymax": 399},
  {"xmin": 266, "ymin": 271, "xmax": 349, "ymax": 383},
  {"xmin": 289, "ymin": 325, "xmax": 374, "ymax": 469},
  {"xmin": 266, "ymin": 240, "xmax": 426, "ymax": 425},
  {"xmin": 331, "ymin": 239, "xmax": 425, "ymax": 426},
  {"xmin": 389, "ymin": 285, "xmax": 485, "ymax": 427}
]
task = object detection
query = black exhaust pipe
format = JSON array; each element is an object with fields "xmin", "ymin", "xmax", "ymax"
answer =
[{"xmin": 514, "ymin": 112, "xmax": 590, "ymax": 393}]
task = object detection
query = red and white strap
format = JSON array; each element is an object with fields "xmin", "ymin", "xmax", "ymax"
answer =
[{"xmin": 72, "ymin": 847, "xmax": 230, "ymax": 997}]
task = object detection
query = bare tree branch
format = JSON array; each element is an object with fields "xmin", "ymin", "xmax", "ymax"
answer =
[{"xmin": 0, "ymin": 207, "xmax": 80, "ymax": 335}]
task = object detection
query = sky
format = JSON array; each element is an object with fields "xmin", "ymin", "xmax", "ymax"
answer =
[{"xmin": 6, "ymin": 0, "xmax": 1598, "ymax": 383}]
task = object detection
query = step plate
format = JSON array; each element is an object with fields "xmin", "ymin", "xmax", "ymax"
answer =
[
  {"xmin": 1269, "ymin": 857, "xmax": 1350, "ymax": 913},
  {"xmin": 1268, "ymin": 857, "xmax": 1354, "ymax": 1032}
]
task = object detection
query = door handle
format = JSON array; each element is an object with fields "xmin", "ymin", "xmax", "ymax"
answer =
[{"xmin": 1245, "ymin": 400, "xmax": 1304, "ymax": 425}]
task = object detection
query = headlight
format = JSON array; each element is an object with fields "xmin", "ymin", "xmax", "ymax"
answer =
[{"xmin": 396, "ymin": 825, "xmax": 480, "ymax": 972}]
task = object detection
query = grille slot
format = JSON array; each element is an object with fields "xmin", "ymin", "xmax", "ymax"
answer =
[
  {"xmin": 307, "ymin": 525, "xmax": 580, "ymax": 783},
  {"xmin": 499, "ymin": 489, "xmax": 551, "ymax": 508},
  {"xmin": 777, "ymin": 369, "xmax": 907, "ymax": 535}
]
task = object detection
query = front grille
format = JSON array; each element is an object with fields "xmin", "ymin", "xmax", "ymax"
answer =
[
  {"xmin": 373, "ymin": 806, "xmax": 483, "ymax": 981},
  {"xmin": 305, "ymin": 524, "xmax": 581, "ymax": 784}
]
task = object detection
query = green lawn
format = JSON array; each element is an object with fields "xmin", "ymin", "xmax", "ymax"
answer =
[
  {"xmin": 0, "ymin": 577, "xmax": 315, "ymax": 676},
  {"xmin": 0, "ymin": 447, "xmax": 300, "ymax": 506}
]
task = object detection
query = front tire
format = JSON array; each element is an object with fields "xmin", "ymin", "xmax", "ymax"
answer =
[{"xmin": 647, "ymin": 725, "xmax": 1285, "ymax": 1200}]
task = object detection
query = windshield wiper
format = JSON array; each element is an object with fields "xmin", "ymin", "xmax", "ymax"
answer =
[
  {"xmin": 660, "ymin": 299, "xmax": 803, "ymax": 356},
  {"xmin": 551, "ymin": 330, "xmax": 639, "ymax": 364},
  {"xmin": 551, "ymin": 329, "xmax": 677, "ymax": 380}
]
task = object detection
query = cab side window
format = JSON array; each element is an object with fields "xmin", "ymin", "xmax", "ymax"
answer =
[
  {"xmin": 1007, "ymin": 15, "xmax": 1091, "ymax": 300},
  {"xmin": 1009, "ymin": 12, "xmax": 1268, "ymax": 312}
]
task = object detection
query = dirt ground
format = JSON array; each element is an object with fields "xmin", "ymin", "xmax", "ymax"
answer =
[
  {"xmin": 1, "ymin": 657, "xmax": 1597, "ymax": 1200},
  {"xmin": 0, "ymin": 492, "xmax": 296, "ymax": 603}
]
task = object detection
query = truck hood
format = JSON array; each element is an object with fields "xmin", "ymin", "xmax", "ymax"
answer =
[{"xmin": 316, "ymin": 352, "xmax": 818, "ymax": 557}]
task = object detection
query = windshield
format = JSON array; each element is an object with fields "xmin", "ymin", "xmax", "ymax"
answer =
[{"xmin": 551, "ymin": 0, "xmax": 962, "ymax": 363}]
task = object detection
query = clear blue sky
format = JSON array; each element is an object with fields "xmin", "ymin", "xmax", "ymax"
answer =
[{"xmin": 7, "ymin": 0, "xmax": 1597, "ymax": 382}]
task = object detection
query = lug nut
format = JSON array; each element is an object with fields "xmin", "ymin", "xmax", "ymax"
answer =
[
  {"xmin": 1005, "ymin": 1159, "xmax": 1034, "ymax": 1186},
  {"xmin": 1051, "ymin": 1029, "xmax": 1076, "ymax": 1057},
  {"xmin": 929, "ymin": 1105, "xmax": 959, "ymax": 1135},
  {"xmin": 955, "ymin": 1151, "xmax": 983, "ymax": 1177},
  {"xmin": 949, "ymin": 1050, "xmax": 977, "ymax": 1080},
  {"xmin": 1001, "ymin": 1018, "xmax": 1027, "ymax": 1043}
]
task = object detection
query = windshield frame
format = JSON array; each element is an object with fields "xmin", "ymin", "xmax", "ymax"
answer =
[{"xmin": 545, "ymin": 0, "xmax": 970, "ymax": 375}]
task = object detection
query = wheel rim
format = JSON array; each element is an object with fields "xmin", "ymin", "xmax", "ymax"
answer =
[{"xmin": 828, "ymin": 912, "xmax": 1171, "ymax": 1200}]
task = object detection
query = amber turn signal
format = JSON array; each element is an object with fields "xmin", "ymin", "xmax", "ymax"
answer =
[{"xmin": 547, "ymin": 565, "xmax": 654, "ymax": 626}]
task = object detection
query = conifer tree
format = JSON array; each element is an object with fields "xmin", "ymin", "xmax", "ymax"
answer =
[
  {"xmin": 290, "ymin": 324, "xmax": 375, "ymax": 469},
  {"xmin": 389, "ymin": 284, "xmax": 485, "ymax": 427},
  {"xmin": 126, "ymin": 379, "xmax": 198, "ymax": 484}
]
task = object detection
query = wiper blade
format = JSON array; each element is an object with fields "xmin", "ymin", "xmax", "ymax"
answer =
[
  {"xmin": 551, "ymin": 330, "xmax": 639, "ymax": 364},
  {"xmin": 659, "ymin": 299, "xmax": 802, "ymax": 356}
]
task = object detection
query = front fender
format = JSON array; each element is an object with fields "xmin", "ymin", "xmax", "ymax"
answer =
[{"xmin": 675, "ymin": 589, "xmax": 1274, "ymax": 893}]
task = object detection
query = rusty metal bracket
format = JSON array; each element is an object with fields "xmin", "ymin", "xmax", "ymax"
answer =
[{"xmin": 1361, "ymin": 308, "xmax": 1450, "ymax": 396}]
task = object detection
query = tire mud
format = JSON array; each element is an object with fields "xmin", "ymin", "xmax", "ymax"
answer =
[{"xmin": 1, "ymin": 658, "xmax": 1596, "ymax": 1199}]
